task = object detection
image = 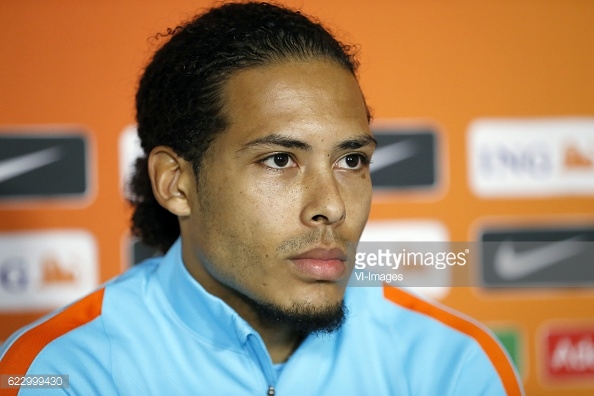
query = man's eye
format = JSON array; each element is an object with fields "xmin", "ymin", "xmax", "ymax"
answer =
[
  {"xmin": 261, "ymin": 153, "xmax": 295, "ymax": 169},
  {"xmin": 336, "ymin": 154, "xmax": 368, "ymax": 169}
]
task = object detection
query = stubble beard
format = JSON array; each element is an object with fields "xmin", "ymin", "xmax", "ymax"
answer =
[
  {"xmin": 194, "ymin": 169, "xmax": 350, "ymax": 336},
  {"xmin": 236, "ymin": 290, "xmax": 348, "ymax": 336}
]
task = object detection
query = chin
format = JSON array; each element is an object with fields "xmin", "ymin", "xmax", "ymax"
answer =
[{"xmin": 241, "ymin": 289, "xmax": 348, "ymax": 335}]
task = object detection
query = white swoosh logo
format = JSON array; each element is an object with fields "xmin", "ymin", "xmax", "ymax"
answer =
[
  {"xmin": 0, "ymin": 146, "xmax": 63, "ymax": 184},
  {"xmin": 370, "ymin": 139, "xmax": 416, "ymax": 173},
  {"xmin": 494, "ymin": 236, "xmax": 586, "ymax": 280}
]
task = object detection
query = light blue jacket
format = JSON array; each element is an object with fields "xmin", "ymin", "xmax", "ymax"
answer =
[{"xmin": 1, "ymin": 238, "xmax": 523, "ymax": 395}]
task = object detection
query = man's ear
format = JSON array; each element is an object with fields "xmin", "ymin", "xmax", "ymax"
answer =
[{"xmin": 147, "ymin": 146, "xmax": 193, "ymax": 217}]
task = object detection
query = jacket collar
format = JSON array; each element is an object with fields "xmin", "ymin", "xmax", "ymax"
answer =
[
  {"xmin": 155, "ymin": 238, "xmax": 258, "ymax": 351},
  {"xmin": 154, "ymin": 237, "xmax": 366, "ymax": 352}
]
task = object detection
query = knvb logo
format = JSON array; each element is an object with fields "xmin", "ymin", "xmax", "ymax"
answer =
[
  {"xmin": 369, "ymin": 128, "xmax": 438, "ymax": 191},
  {"xmin": 479, "ymin": 226, "xmax": 594, "ymax": 287},
  {"xmin": 0, "ymin": 231, "xmax": 98, "ymax": 311},
  {"xmin": 0, "ymin": 132, "xmax": 89, "ymax": 201},
  {"xmin": 468, "ymin": 118, "xmax": 594, "ymax": 197},
  {"xmin": 545, "ymin": 328, "xmax": 594, "ymax": 381}
]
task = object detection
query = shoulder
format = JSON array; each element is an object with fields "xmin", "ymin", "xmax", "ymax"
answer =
[
  {"xmin": 0, "ymin": 288, "xmax": 114, "ymax": 394},
  {"xmin": 343, "ymin": 286, "xmax": 524, "ymax": 396},
  {"xmin": 0, "ymin": 259, "xmax": 161, "ymax": 394}
]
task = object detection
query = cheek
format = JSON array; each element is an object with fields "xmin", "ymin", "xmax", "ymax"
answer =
[
  {"xmin": 341, "ymin": 178, "xmax": 372, "ymax": 219},
  {"xmin": 240, "ymin": 178, "xmax": 301, "ymax": 224}
]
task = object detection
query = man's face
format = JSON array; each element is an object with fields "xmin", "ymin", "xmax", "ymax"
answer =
[{"xmin": 181, "ymin": 60, "xmax": 374, "ymax": 331}]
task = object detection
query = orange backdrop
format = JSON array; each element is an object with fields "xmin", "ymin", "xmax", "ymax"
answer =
[{"xmin": 1, "ymin": 1, "xmax": 593, "ymax": 394}]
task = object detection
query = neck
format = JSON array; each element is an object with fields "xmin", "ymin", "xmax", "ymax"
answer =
[
  {"xmin": 181, "ymin": 244, "xmax": 303, "ymax": 363},
  {"xmin": 232, "ymin": 295, "xmax": 304, "ymax": 363}
]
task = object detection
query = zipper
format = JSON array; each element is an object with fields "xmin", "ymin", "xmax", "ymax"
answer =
[{"xmin": 245, "ymin": 333, "xmax": 277, "ymax": 395}]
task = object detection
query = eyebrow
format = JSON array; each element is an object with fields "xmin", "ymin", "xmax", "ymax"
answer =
[
  {"xmin": 238, "ymin": 134, "xmax": 312, "ymax": 152},
  {"xmin": 237, "ymin": 133, "xmax": 377, "ymax": 154},
  {"xmin": 336, "ymin": 135, "xmax": 377, "ymax": 151}
]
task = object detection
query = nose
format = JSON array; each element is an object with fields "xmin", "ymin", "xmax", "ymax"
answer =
[{"xmin": 300, "ymin": 169, "xmax": 346, "ymax": 227}]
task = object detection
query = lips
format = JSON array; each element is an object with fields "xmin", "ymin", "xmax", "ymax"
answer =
[{"xmin": 289, "ymin": 247, "xmax": 347, "ymax": 281}]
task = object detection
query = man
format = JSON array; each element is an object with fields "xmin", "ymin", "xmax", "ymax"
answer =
[{"xmin": 0, "ymin": 2, "xmax": 523, "ymax": 395}]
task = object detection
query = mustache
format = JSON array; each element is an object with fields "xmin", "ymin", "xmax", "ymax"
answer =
[{"xmin": 276, "ymin": 229, "xmax": 351, "ymax": 255}]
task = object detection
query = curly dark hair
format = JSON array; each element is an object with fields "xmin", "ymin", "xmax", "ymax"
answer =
[{"xmin": 130, "ymin": 1, "xmax": 364, "ymax": 253}]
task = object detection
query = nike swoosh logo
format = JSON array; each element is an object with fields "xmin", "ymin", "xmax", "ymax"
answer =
[
  {"xmin": 370, "ymin": 139, "xmax": 416, "ymax": 173},
  {"xmin": 494, "ymin": 236, "xmax": 586, "ymax": 280},
  {"xmin": 0, "ymin": 146, "xmax": 63, "ymax": 184}
]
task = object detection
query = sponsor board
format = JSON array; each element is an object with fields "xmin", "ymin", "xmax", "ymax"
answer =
[
  {"xmin": 359, "ymin": 220, "xmax": 450, "ymax": 299},
  {"xmin": 120, "ymin": 125, "xmax": 442, "ymax": 195},
  {"xmin": 0, "ymin": 231, "xmax": 98, "ymax": 311},
  {"xmin": 468, "ymin": 118, "xmax": 594, "ymax": 197},
  {"xmin": 369, "ymin": 128, "xmax": 439, "ymax": 191},
  {"xmin": 479, "ymin": 226, "xmax": 594, "ymax": 287},
  {"xmin": 542, "ymin": 326, "xmax": 594, "ymax": 383},
  {"xmin": 0, "ymin": 131, "xmax": 90, "ymax": 202},
  {"xmin": 491, "ymin": 327, "xmax": 525, "ymax": 378},
  {"xmin": 118, "ymin": 125, "xmax": 144, "ymax": 200}
]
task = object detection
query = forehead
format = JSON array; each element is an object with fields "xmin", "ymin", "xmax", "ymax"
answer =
[{"xmin": 217, "ymin": 60, "xmax": 370, "ymax": 145}]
